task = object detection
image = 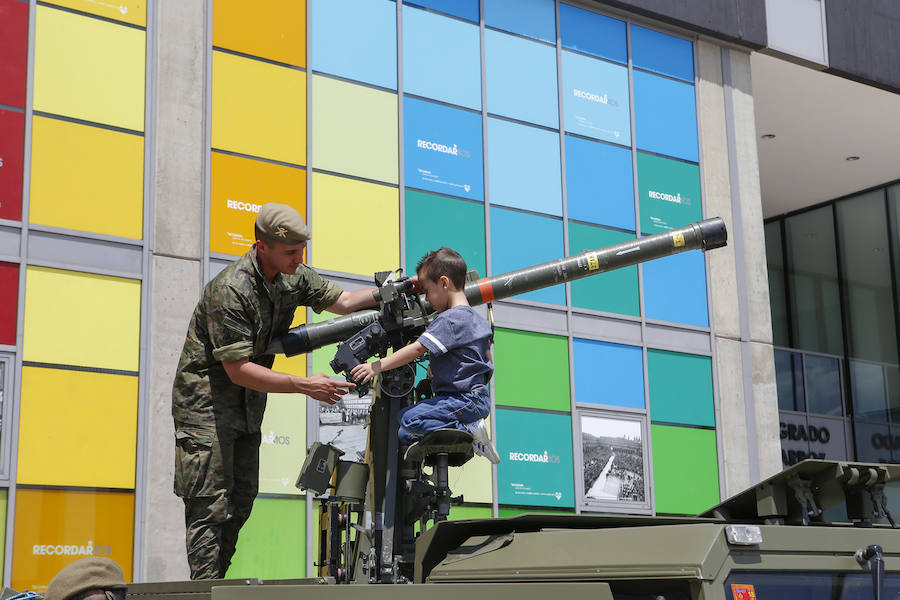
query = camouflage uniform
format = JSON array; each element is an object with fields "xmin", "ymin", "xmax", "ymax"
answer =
[{"xmin": 172, "ymin": 249, "xmax": 342, "ymax": 579}]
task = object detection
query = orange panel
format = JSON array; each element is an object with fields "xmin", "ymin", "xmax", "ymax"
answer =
[
  {"xmin": 213, "ymin": 0, "xmax": 306, "ymax": 67},
  {"xmin": 12, "ymin": 489, "xmax": 134, "ymax": 594}
]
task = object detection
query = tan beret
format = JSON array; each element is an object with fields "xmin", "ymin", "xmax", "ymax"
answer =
[
  {"xmin": 256, "ymin": 202, "xmax": 310, "ymax": 244},
  {"xmin": 45, "ymin": 557, "xmax": 126, "ymax": 600}
]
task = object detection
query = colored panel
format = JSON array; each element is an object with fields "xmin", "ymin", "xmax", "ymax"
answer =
[
  {"xmin": 0, "ymin": 0, "xmax": 28, "ymax": 108},
  {"xmin": 490, "ymin": 208, "xmax": 565, "ymax": 305},
  {"xmin": 0, "ymin": 262, "xmax": 19, "ymax": 345},
  {"xmin": 561, "ymin": 51, "xmax": 630, "ymax": 144},
  {"xmin": 631, "ymin": 25, "xmax": 694, "ymax": 82},
  {"xmin": 496, "ymin": 409, "xmax": 574, "ymax": 507},
  {"xmin": 258, "ymin": 394, "xmax": 307, "ymax": 495},
  {"xmin": 210, "ymin": 153, "xmax": 306, "ymax": 256},
  {"xmin": 18, "ymin": 367, "xmax": 138, "ymax": 487},
  {"xmin": 12, "ymin": 489, "xmax": 134, "ymax": 594},
  {"xmin": 271, "ymin": 309, "xmax": 307, "ymax": 376},
  {"xmin": 24, "ymin": 267, "xmax": 141, "ymax": 371},
  {"xmin": 404, "ymin": 97, "xmax": 483, "ymax": 201},
  {"xmin": 213, "ymin": 0, "xmax": 306, "ymax": 67},
  {"xmin": 633, "ymin": 72, "xmax": 698, "ymax": 163},
  {"xmin": 0, "ymin": 108, "xmax": 24, "ymax": 221},
  {"xmin": 43, "ymin": 0, "xmax": 145, "ymax": 26},
  {"xmin": 487, "ymin": 118, "xmax": 561, "ymax": 216},
  {"xmin": 573, "ymin": 339, "xmax": 643, "ymax": 408},
  {"xmin": 310, "ymin": 173, "xmax": 399, "ymax": 276},
  {"xmin": 403, "ymin": 6, "xmax": 481, "ymax": 110},
  {"xmin": 568, "ymin": 223, "xmax": 639, "ymax": 315},
  {"xmin": 449, "ymin": 505, "xmax": 492, "ymax": 520},
  {"xmin": 30, "ymin": 116, "xmax": 143, "ymax": 239},
  {"xmin": 485, "ymin": 29, "xmax": 558, "ymax": 128},
  {"xmin": 34, "ymin": 6, "xmax": 145, "ymax": 131},
  {"xmin": 637, "ymin": 152, "xmax": 702, "ymax": 234},
  {"xmin": 559, "ymin": 4, "xmax": 626, "ymax": 64},
  {"xmin": 565, "ymin": 136, "xmax": 633, "ymax": 230},
  {"xmin": 212, "ymin": 51, "xmax": 306, "ymax": 165},
  {"xmin": 311, "ymin": 76, "xmax": 398, "ymax": 184},
  {"xmin": 448, "ymin": 417, "xmax": 493, "ymax": 503},
  {"xmin": 228, "ymin": 498, "xmax": 306, "ymax": 578},
  {"xmin": 493, "ymin": 328, "xmax": 570, "ymax": 411},
  {"xmin": 311, "ymin": 0, "xmax": 396, "ymax": 89},
  {"xmin": 404, "ymin": 0, "xmax": 478, "ymax": 22},
  {"xmin": 651, "ymin": 425, "xmax": 719, "ymax": 514},
  {"xmin": 0, "ymin": 489, "xmax": 6, "ymax": 580},
  {"xmin": 643, "ymin": 250, "xmax": 708, "ymax": 327},
  {"xmin": 648, "ymin": 349, "xmax": 713, "ymax": 427},
  {"xmin": 485, "ymin": 0, "xmax": 554, "ymax": 43},
  {"xmin": 404, "ymin": 190, "xmax": 486, "ymax": 278}
]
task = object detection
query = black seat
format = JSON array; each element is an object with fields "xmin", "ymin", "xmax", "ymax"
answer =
[{"xmin": 403, "ymin": 428, "xmax": 474, "ymax": 467}]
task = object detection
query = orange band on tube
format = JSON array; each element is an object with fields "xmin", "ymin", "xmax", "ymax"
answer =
[{"xmin": 477, "ymin": 279, "xmax": 495, "ymax": 303}]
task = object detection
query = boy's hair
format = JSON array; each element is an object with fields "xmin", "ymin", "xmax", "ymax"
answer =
[{"xmin": 416, "ymin": 247, "xmax": 467, "ymax": 289}]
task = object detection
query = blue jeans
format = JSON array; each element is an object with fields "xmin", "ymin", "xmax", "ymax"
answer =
[{"xmin": 397, "ymin": 391, "xmax": 490, "ymax": 446}]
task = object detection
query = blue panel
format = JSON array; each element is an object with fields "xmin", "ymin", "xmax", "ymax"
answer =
[
  {"xmin": 484, "ymin": 0, "xmax": 555, "ymax": 43},
  {"xmin": 485, "ymin": 29, "xmax": 559, "ymax": 128},
  {"xmin": 633, "ymin": 71, "xmax": 698, "ymax": 163},
  {"xmin": 487, "ymin": 118, "xmax": 561, "ymax": 216},
  {"xmin": 559, "ymin": 3, "xmax": 626, "ymax": 64},
  {"xmin": 404, "ymin": 0, "xmax": 479, "ymax": 22},
  {"xmin": 404, "ymin": 97, "xmax": 484, "ymax": 201},
  {"xmin": 573, "ymin": 339, "xmax": 644, "ymax": 409},
  {"xmin": 403, "ymin": 6, "xmax": 481, "ymax": 110},
  {"xmin": 490, "ymin": 207, "xmax": 565, "ymax": 305},
  {"xmin": 643, "ymin": 250, "xmax": 708, "ymax": 327},
  {"xmin": 565, "ymin": 136, "xmax": 634, "ymax": 231},
  {"xmin": 561, "ymin": 51, "xmax": 630, "ymax": 145},
  {"xmin": 311, "ymin": 0, "xmax": 397, "ymax": 89},
  {"xmin": 631, "ymin": 25, "xmax": 694, "ymax": 82}
]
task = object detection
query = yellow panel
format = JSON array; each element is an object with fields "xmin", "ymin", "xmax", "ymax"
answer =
[
  {"xmin": 0, "ymin": 489, "xmax": 6, "ymax": 582},
  {"xmin": 34, "ymin": 5, "xmax": 145, "ymax": 131},
  {"xmin": 213, "ymin": 0, "xmax": 305, "ymax": 67},
  {"xmin": 41, "ymin": 0, "xmax": 147, "ymax": 27},
  {"xmin": 447, "ymin": 416, "xmax": 494, "ymax": 504},
  {"xmin": 23, "ymin": 267, "xmax": 141, "ymax": 371},
  {"xmin": 210, "ymin": 152, "xmax": 306, "ymax": 256},
  {"xmin": 30, "ymin": 116, "xmax": 143, "ymax": 239},
  {"xmin": 12, "ymin": 489, "xmax": 134, "ymax": 594},
  {"xmin": 311, "ymin": 173, "xmax": 399, "ymax": 276},
  {"xmin": 18, "ymin": 367, "xmax": 138, "ymax": 488},
  {"xmin": 212, "ymin": 51, "xmax": 306, "ymax": 165},
  {"xmin": 272, "ymin": 308, "xmax": 307, "ymax": 376},
  {"xmin": 258, "ymin": 392, "xmax": 307, "ymax": 495}
]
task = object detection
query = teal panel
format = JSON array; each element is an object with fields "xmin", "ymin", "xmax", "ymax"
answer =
[
  {"xmin": 567, "ymin": 223, "xmax": 639, "ymax": 316},
  {"xmin": 493, "ymin": 328, "xmax": 570, "ymax": 412},
  {"xmin": 651, "ymin": 425, "xmax": 719, "ymax": 515},
  {"xmin": 404, "ymin": 190, "xmax": 486, "ymax": 278},
  {"xmin": 636, "ymin": 152, "xmax": 702, "ymax": 235},
  {"xmin": 227, "ymin": 497, "xmax": 306, "ymax": 578},
  {"xmin": 648, "ymin": 349, "xmax": 714, "ymax": 427}
]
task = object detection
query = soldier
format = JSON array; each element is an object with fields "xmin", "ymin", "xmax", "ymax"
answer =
[{"xmin": 172, "ymin": 203, "xmax": 378, "ymax": 579}]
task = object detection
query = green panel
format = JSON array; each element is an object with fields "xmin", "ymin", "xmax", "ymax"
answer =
[
  {"xmin": 637, "ymin": 152, "xmax": 701, "ymax": 235},
  {"xmin": 648, "ymin": 349, "xmax": 714, "ymax": 427},
  {"xmin": 449, "ymin": 505, "xmax": 493, "ymax": 520},
  {"xmin": 494, "ymin": 328, "xmax": 571, "ymax": 411},
  {"xmin": 498, "ymin": 507, "xmax": 574, "ymax": 517},
  {"xmin": 311, "ymin": 310, "xmax": 340, "ymax": 376},
  {"xmin": 258, "ymin": 393, "xmax": 307, "ymax": 495},
  {"xmin": 651, "ymin": 425, "xmax": 719, "ymax": 515},
  {"xmin": 404, "ymin": 190, "xmax": 486, "ymax": 278},
  {"xmin": 227, "ymin": 497, "xmax": 306, "ymax": 579},
  {"xmin": 567, "ymin": 223, "xmax": 639, "ymax": 316}
]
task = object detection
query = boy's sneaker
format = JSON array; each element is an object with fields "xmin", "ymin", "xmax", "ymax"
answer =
[{"xmin": 466, "ymin": 419, "xmax": 500, "ymax": 464}]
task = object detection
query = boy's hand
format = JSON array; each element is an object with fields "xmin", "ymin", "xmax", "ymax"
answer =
[
  {"xmin": 409, "ymin": 276, "xmax": 423, "ymax": 294},
  {"xmin": 350, "ymin": 360, "xmax": 382, "ymax": 384}
]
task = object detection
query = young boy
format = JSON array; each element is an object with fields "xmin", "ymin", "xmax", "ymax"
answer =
[{"xmin": 350, "ymin": 247, "xmax": 500, "ymax": 463}]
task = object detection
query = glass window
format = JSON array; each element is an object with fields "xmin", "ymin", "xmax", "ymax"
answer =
[
  {"xmin": 310, "ymin": 0, "xmax": 396, "ymax": 89},
  {"xmin": 650, "ymin": 424, "xmax": 718, "ymax": 514},
  {"xmin": 765, "ymin": 221, "xmax": 790, "ymax": 347},
  {"xmin": 633, "ymin": 71, "xmax": 698, "ymax": 163},
  {"xmin": 561, "ymin": 50, "xmax": 631, "ymax": 145},
  {"xmin": 404, "ymin": 97, "xmax": 483, "ymax": 201},
  {"xmin": 227, "ymin": 498, "xmax": 306, "ymax": 578},
  {"xmin": 493, "ymin": 328, "xmax": 570, "ymax": 411},
  {"xmin": 0, "ymin": 262, "xmax": 18, "ymax": 346},
  {"xmin": 490, "ymin": 207, "xmax": 565, "ymax": 305},
  {"xmin": 496, "ymin": 408, "xmax": 575, "ymax": 508},
  {"xmin": 630, "ymin": 25, "xmax": 694, "ymax": 82},
  {"xmin": 725, "ymin": 572, "xmax": 900, "ymax": 597},
  {"xmin": 0, "ymin": 108, "xmax": 25, "ymax": 221},
  {"xmin": 637, "ymin": 152, "xmax": 702, "ymax": 235},
  {"xmin": 580, "ymin": 413, "xmax": 647, "ymax": 509},
  {"xmin": 807, "ymin": 415, "xmax": 849, "ymax": 461},
  {"xmin": 42, "ymin": 0, "xmax": 146, "ymax": 26},
  {"xmin": 404, "ymin": 0, "xmax": 478, "ymax": 23},
  {"xmin": 311, "ymin": 75, "xmax": 398, "ymax": 184},
  {"xmin": 804, "ymin": 354, "xmax": 842, "ymax": 416},
  {"xmin": 565, "ymin": 136, "xmax": 634, "ymax": 231},
  {"xmin": 403, "ymin": 6, "xmax": 481, "ymax": 110},
  {"xmin": 774, "ymin": 350, "xmax": 804, "ymax": 412},
  {"xmin": 487, "ymin": 118, "xmax": 561, "ymax": 216},
  {"xmin": 648, "ymin": 349, "xmax": 714, "ymax": 427},
  {"xmin": 568, "ymin": 224, "xmax": 639, "ymax": 316},
  {"xmin": 849, "ymin": 359, "xmax": 887, "ymax": 422},
  {"xmin": 643, "ymin": 250, "xmax": 709, "ymax": 327},
  {"xmin": 779, "ymin": 413, "xmax": 811, "ymax": 467},
  {"xmin": 34, "ymin": 5, "xmax": 145, "ymax": 131},
  {"xmin": 853, "ymin": 420, "xmax": 893, "ymax": 463},
  {"xmin": 485, "ymin": 29, "xmax": 558, "ymax": 128},
  {"xmin": 0, "ymin": 0, "xmax": 29, "ymax": 108},
  {"xmin": 213, "ymin": 0, "xmax": 306, "ymax": 67},
  {"xmin": 573, "ymin": 339, "xmax": 643, "ymax": 408},
  {"xmin": 404, "ymin": 190, "xmax": 486, "ymax": 278},
  {"xmin": 212, "ymin": 50, "xmax": 306, "ymax": 166},
  {"xmin": 784, "ymin": 206, "xmax": 844, "ymax": 356},
  {"xmin": 559, "ymin": 4, "xmax": 626, "ymax": 64},
  {"xmin": 484, "ymin": 0, "xmax": 555, "ymax": 44}
]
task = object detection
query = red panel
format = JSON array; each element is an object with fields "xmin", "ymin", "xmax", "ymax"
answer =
[
  {"xmin": 0, "ymin": 109, "xmax": 24, "ymax": 221},
  {"xmin": 0, "ymin": 262, "xmax": 18, "ymax": 345},
  {"xmin": 0, "ymin": 0, "xmax": 29, "ymax": 108}
]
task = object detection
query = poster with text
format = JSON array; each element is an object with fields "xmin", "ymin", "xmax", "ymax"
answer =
[
  {"xmin": 258, "ymin": 392, "xmax": 307, "ymax": 495},
  {"xmin": 637, "ymin": 151, "xmax": 701, "ymax": 234},
  {"xmin": 561, "ymin": 50, "xmax": 630, "ymax": 145},
  {"xmin": 580, "ymin": 413, "xmax": 648, "ymax": 510}
]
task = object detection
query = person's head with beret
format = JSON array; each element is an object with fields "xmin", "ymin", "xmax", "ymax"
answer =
[
  {"xmin": 44, "ymin": 557, "xmax": 126, "ymax": 600},
  {"xmin": 254, "ymin": 203, "xmax": 311, "ymax": 281}
]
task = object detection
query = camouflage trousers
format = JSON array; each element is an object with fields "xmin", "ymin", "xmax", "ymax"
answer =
[{"xmin": 174, "ymin": 421, "xmax": 261, "ymax": 579}]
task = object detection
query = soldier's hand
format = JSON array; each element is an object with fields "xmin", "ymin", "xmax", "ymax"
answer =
[{"xmin": 305, "ymin": 373, "xmax": 355, "ymax": 404}]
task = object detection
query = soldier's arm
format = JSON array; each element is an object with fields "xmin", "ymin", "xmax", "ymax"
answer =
[
  {"xmin": 326, "ymin": 288, "xmax": 378, "ymax": 315},
  {"xmin": 222, "ymin": 357, "xmax": 354, "ymax": 404}
]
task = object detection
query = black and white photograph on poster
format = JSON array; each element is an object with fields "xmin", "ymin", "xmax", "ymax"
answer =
[
  {"xmin": 581, "ymin": 414, "xmax": 645, "ymax": 504},
  {"xmin": 319, "ymin": 392, "xmax": 370, "ymax": 463}
]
